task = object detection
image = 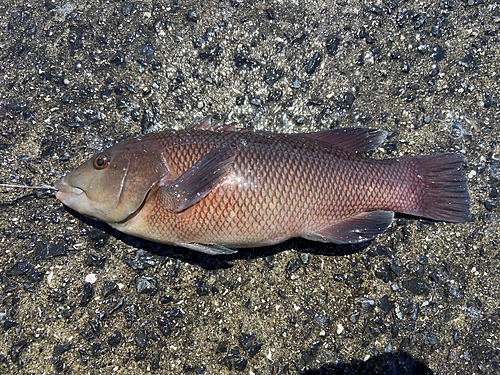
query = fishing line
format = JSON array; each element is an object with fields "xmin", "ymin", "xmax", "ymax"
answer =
[{"xmin": 0, "ymin": 184, "xmax": 58, "ymax": 191}]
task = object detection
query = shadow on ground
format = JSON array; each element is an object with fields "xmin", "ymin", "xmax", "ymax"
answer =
[{"xmin": 304, "ymin": 352, "xmax": 432, "ymax": 375}]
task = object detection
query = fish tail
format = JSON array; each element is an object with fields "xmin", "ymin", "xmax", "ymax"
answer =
[{"xmin": 406, "ymin": 153, "xmax": 471, "ymax": 223}]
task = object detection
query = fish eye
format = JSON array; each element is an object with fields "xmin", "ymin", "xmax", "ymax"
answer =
[{"xmin": 93, "ymin": 154, "xmax": 109, "ymax": 170}]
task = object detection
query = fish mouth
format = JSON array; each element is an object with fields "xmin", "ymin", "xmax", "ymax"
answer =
[{"xmin": 54, "ymin": 178, "xmax": 84, "ymax": 202}]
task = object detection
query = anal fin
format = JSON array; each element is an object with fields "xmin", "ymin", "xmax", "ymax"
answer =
[{"xmin": 302, "ymin": 210, "xmax": 394, "ymax": 244}]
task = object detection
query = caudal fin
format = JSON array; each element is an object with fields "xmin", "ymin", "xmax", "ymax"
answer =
[{"xmin": 411, "ymin": 153, "xmax": 471, "ymax": 223}]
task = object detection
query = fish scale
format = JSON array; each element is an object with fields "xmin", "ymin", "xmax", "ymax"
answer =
[
  {"xmin": 124, "ymin": 131, "xmax": 435, "ymax": 246},
  {"xmin": 54, "ymin": 124, "xmax": 470, "ymax": 255}
]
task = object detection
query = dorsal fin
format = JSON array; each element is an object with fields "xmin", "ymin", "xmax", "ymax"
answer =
[
  {"xmin": 186, "ymin": 116, "xmax": 239, "ymax": 131},
  {"xmin": 302, "ymin": 128, "xmax": 387, "ymax": 153}
]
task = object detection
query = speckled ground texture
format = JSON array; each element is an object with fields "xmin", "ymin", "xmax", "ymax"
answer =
[{"xmin": 0, "ymin": 0, "xmax": 499, "ymax": 374}]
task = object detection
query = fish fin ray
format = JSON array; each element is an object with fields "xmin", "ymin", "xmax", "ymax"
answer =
[
  {"xmin": 302, "ymin": 210, "xmax": 394, "ymax": 244},
  {"xmin": 160, "ymin": 147, "xmax": 235, "ymax": 213},
  {"xmin": 186, "ymin": 116, "xmax": 239, "ymax": 131},
  {"xmin": 186, "ymin": 115, "xmax": 213, "ymax": 130},
  {"xmin": 302, "ymin": 128, "xmax": 387, "ymax": 153},
  {"xmin": 173, "ymin": 242, "xmax": 238, "ymax": 255},
  {"xmin": 405, "ymin": 153, "xmax": 471, "ymax": 222}
]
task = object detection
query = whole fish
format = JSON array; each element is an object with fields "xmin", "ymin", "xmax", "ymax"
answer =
[{"xmin": 54, "ymin": 118, "xmax": 470, "ymax": 255}]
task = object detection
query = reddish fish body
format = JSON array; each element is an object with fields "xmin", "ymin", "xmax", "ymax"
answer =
[{"xmin": 55, "ymin": 123, "xmax": 470, "ymax": 255}]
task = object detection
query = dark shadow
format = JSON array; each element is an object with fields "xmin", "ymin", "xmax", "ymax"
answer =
[
  {"xmin": 62, "ymin": 205, "xmax": 373, "ymax": 271},
  {"xmin": 304, "ymin": 351, "xmax": 432, "ymax": 375}
]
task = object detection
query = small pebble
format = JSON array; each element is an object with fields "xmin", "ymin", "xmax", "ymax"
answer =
[
  {"xmin": 108, "ymin": 331, "xmax": 122, "ymax": 347},
  {"xmin": 402, "ymin": 279, "xmax": 430, "ymax": 296},
  {"xmin": 135, "ymin": 275, "xmax": 158, "ymax": 295},
  {"xmin": 85, "ymin": 274, "xmax": 97, "ymax": 284},
  {"xmin": 80, "ymin": 283, "xmax": 94, "ymax": 307}
]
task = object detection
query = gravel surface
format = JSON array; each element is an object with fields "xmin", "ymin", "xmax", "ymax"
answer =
[{"xmin": 0, "ymin": 1, "xmax": 499, "ymax": 374}]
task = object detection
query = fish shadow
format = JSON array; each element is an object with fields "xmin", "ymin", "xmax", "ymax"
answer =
[
  {"xmin": 68, "ymin": 208, "xmax": 372, "ymax": 271},
  {"xmin": 303, "ymin": 351, "xmax": 432, "ymax": 375}
]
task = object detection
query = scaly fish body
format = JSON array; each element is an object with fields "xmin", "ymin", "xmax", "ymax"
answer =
[{"xmin": 55, "ymin": 121, "xmax": 470, "ymax": 255}]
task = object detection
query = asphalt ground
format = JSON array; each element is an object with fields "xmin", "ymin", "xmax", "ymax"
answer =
[{"xmin": 0, "ymin": 1, "xmax": 499, "ymax": 374}]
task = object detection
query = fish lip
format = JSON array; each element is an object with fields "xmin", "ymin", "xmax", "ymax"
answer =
[{"xmin": 54, "ymin": 178, "xmax": 84, "ymax": 197}]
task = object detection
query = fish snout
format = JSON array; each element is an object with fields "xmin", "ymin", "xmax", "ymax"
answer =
[{"xmin": 54, "ymin": 177, "xmax": 84, "ymax": 203}]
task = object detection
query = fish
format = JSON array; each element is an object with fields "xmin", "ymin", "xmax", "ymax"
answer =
[{"xmin": 54, "ymin": 117, "xmax": 470, "ymax": 255}]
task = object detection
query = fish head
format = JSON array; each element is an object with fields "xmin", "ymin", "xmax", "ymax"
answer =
[{"xmin": 54, "ymin": 136, "xmax": 170, "ymax": 223}]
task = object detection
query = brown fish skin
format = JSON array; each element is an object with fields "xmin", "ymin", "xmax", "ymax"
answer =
[{"xmin": 54, "ymin": 123, "xmax": 470, "ymax": 255}]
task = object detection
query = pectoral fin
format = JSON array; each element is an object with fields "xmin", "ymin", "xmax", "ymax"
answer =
[
  {"xmin": 160, "ymin": 147, "xmax": 235, "ymax": 213},
  {"xmin": 302, "ymin": 210, "xmax": 394, "ymax": 244},
  {"xmin": 173, "ymin": 242, "xmax": 238, "ymax": 255}
]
